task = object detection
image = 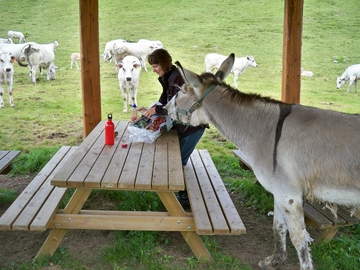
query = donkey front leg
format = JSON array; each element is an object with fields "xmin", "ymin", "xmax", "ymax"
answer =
[{"xmin": 258, "ymin": 202, "xmax": 288, "ymax": 269}]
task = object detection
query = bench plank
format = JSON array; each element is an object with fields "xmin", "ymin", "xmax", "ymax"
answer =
[
  {"xmin": 0, "ymin": 146, "xmax": 76, "ymax": 231},
  {"xmin": 184, "ymin": 159, "xmax": 212, "ymax": 234},
  {"xmin": 191, "ymin": 150, "xmax": 229, "ymax": 234},
  {"xmin": 199, "ymin": 150, "xmax": 246, "ymax": 234},
  {"xmin": 0, "ymin": 150, "xmax": 21, "ymax": 174},
  {"xmin": 185, "ymin": 150, "xmax": 245, "ymax": 235}
]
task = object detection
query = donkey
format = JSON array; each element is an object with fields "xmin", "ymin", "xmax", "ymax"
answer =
[{"xmin": 166, "ymin": 53, "xmax": 360, "ymax": 270}]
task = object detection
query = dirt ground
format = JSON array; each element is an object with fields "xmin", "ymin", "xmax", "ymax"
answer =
[{"xmin": 0, "ymin": 174, "xmax": 322, "ymax": 269}]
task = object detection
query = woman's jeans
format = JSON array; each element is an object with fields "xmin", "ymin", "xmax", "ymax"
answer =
[{"xmin": 179, "ymin": 127, "xmax": 205, "ymax": 167}]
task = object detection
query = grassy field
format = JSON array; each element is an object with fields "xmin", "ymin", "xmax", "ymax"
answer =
[
  {"xmin": 1, "ymin": 0, "xmax": 360, "ymax": 269},
  {"xmin": 0, "ymin": 0, "xmax": 359, "ymax": 153}
]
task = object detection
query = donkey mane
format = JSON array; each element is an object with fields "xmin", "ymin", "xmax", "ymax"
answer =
[{"xmin": 222, "ymin": 82, "xmax": 287, "ymax": 107}]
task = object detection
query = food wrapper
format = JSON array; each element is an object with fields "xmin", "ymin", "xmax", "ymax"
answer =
[{"xmin": 127, "ymin": 102, "xmax": 173, "ymax": 143}]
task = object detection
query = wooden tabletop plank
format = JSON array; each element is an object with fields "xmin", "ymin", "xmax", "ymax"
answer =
[
  {"xmin": 118, "ymin": 142, "xmax": 143, "ymax": 189},
  {"xmin": 167, "ymin": 131, "xmax": 184, "ymax": 191},
  {"xmin": 101, "ymin": 143, "xmax": 129, "ymax": 188},
  {"xmin": 51, "ymin": 123, "xmax": 103, "ymax": 186},
  {"xmin": 84, "ymin": 122, "xmax": 128, "ymax": 188},
  {"xmin": 135, "ymin": 142, "xmax": 155, "ymax": 190},
  {"xmin": 152, "ymin": 134, "xmax": 168, "ymax": 190},
  {"xmin": 66, "ymin": 122, "xmax": 118, "ymax": 187}
]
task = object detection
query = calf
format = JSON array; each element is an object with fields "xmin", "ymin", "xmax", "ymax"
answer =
[
  {"xmin": 205, "ymin": 53, "xmax": 257, "ymax": 88},
  {"xmin": 0, "ymin": 38, "xmax": 13, "ymax": 44},
  {"xmin": 7, "ymin": 30, "xmax": 26, "ymax": 43},
  {"xmin": 336, "ymin": 64, "xmax": 360, "ymax": 93},
  {"xmin": 0, "ymin": 51, "xmax": 16, "ymax": 107},
  {"xmin": 70, "ymin": 52, "xmax": 81, "ymax": 69},
  {"xmin": 117, "ymin": 55, "xmax": 142, "ymax": 112},
  {"xmin": 113, "ymin": 41, "xmax": 159, "ymax": 72},
  {"xmin": 19, "ymin": 43, "xmax": 58, "ymax": 84}
]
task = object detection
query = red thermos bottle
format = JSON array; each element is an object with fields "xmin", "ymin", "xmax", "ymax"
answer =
[{"xmin": 105, "ymin": 113, "xmax": 114, "ymax": 145}]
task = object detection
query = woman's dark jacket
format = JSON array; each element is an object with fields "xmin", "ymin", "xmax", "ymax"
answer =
[{"xmin": 154, "ymin": 65, "xmax": 207, "ymax": 138}]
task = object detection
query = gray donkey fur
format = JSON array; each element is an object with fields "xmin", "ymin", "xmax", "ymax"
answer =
[{"xmin": 166, "ymin": 53, "xmax": 360, "ymax": 270}]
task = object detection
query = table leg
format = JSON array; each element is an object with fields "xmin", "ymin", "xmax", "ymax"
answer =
[
  {"xmin": 35, "ymin": 188, "xmax": 92, "ymax": 259},
  {"xmin": 157, "ymin": 192, "xmax": 213, "ymax": 262}
]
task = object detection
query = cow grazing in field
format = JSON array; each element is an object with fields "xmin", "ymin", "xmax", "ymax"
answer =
[
  {"xmin": 113, "ymin": 41, "xmax": 159, "ymax": 72},
  {"xmin": 7, "ymin": 30, "xmax": 26, "ymax": 43},
  {"xmin": 167, "ymin": 53, "xmax": 360, "ymax": 270},
  {"xmin": 205, "ymin": 53, "xmax": 257, "ymax": 88},
  {"xmin": 0, "ymin": 51, "xmax": 16, "ymax": 107},
  {"xmin": 102, "ymin": 39, "xmax": 127, "ymax": 62},
  {"xmin": 0, "ymin": 38, "xmax": 13, "ymax": 44},
  {"xmin": 336, "ymin": 64, "xmax": 360, "ymax": 93},
  {"xmin": 19, "ymin": 43, "xmax": 58, "ymax": 84},
  {"xmin": 117, "ymin": 55, "xmax": 142, "ymax": 112},
  {"xmin": 70, "ymin": 52, "xmax": 81, "ymax": 69}
]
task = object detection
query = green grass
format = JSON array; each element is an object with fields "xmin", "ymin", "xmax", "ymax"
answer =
[{"xmin": 1, "ymin": 0, "xmax": 360, "ymax": 269}]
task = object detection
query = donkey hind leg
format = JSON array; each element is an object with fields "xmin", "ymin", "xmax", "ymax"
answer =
[{"xmin": 258, "ymin": 202, "xmax": 288, "ymax": 269}]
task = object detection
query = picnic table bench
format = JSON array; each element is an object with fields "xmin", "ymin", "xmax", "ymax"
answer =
[
  {"xmin": 0, "ymin": 121, "xmax": 245, "ymax": 263},
  {"xmin": 0, "ymin": 150, "xmax": 21, "ymax": 174},
  {"xmin": 232, "ymin": 149, "xmax": 359, "ymax": 242}
]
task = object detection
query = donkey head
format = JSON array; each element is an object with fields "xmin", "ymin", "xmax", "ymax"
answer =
[{"xmin": 167, "ymin": 53, "xmax": 235, "ymax": 126}]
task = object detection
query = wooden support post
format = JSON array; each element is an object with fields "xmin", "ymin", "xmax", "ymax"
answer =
[
  {"xmin": 79, "ymin": 0, "xmax": 101, "ymax": 138},
  {"xmin": 281, "ymin": 0, "xmax": 303, "ymax": 104}
]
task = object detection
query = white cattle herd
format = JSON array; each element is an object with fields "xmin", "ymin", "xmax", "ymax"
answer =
[{"xmin": 0, "ymin": 29, "xmax": 359, "ymax": 109}]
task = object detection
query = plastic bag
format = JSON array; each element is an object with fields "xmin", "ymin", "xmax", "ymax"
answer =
[{"xmin": 127, "ymin": 102, "xmax": 173, "ymax": 143}]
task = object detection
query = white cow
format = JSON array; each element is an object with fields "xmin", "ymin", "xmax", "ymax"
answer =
[
  {"xmin": 113, "ymin": 41, "xmax": 159, "ymax": 72},
  {"xmin": 336, "ymin": 64, "xmax": 360, "ymax": 93},
  {"xmin": 0, "ymin": 42, "xmax": 36, "ymax": 62},
  {"xmin": 137, "ymin": 39, "xmax": 164, "ymax": 49},
  {"xmin": 117, "ymin": 55, "xmax": 142, "ymax": 112},
  {"xmin": 70, "ymin": 52, "xmax": 81, "ymax": 69},
  {"xmin": 7, "ymin": 30, "xmax": 26, "ymax": 43},
  {"xmin": 0, "ymin": 38, "xmax": 13, "ymax": 44},
  {"xmin": 19, "ymin": 43, "xmax": 58, "ymax": 84},
  {"xmin": 205, "ymin": 53, "xmax": 257, "ymax": 88},
  {"xmin": 102, "ymin": 39, "xmax": 127, "ymax": 62},
  {"xmin": 0, "ymin": 51, "xmax": 16, "ymax": 107}
]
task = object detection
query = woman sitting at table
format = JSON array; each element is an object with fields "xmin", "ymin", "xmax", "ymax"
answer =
[{"xmin": 142, "ymin": 48, "xmax": 208, "ymax": 208}]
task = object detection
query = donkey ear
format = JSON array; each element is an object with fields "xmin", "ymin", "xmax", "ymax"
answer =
[
  {"xmin": 175, "ymin": 61, "xmax": 203, "ymax": 88},
  {"xmin": 215, "ymin": 53, "xmax": 235, "ymax": 82}
]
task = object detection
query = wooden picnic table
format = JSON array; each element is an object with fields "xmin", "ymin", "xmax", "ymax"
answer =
[{"xmin": 37, "ymin": 120, "xmax": 213, "ymax": 261}]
